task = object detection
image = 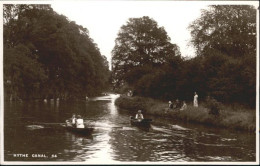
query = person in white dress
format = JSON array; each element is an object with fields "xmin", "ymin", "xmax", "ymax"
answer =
[{"xmin": 194, "ymin": 92, "xmax": 198, "ymax": 107}]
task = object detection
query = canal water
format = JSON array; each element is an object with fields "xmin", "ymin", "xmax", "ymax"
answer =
[{"xmin": 4, "ymin": 94, "xmax": 256, "ymax": 162}]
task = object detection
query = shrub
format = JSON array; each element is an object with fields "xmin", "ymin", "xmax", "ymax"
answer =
[{"xmin": 205, "ymin": 96, "xmax": 222, "ymax": 116}]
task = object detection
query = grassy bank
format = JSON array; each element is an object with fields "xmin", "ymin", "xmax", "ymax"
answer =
[{"xmin": 115, "ymin": 95, "xmax": 256, "ymax": 132}]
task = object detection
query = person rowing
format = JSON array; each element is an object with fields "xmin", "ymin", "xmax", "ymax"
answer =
[
  {"xmin": 71, "ymin": 114, "xmax": 76, "ymax": 126},
  {"xmin": 66, "ymin": 113, "xmax": 76, "ymax": 127},
  {"xmin": 75, "ymin": 115, "xmax": 85, "ymax": 128},
  {"xmin": 135, "ymin": 110, "xmax": 144, "ymax": 122}
]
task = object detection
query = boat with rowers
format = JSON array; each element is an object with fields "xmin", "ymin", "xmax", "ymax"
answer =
[
  {"xmin": 64, "ymin": 122, "xmax": 94, "ymax": 135},
  {"xmin": 130, "ymin": 110, "xmax": 152, "ymax": 128},
  {"xmin": 130, "ymin": 116, "xmax": 152, "ymax": 128},
  {"xmin": 64, "ymin": 114, "xmax": 94, "ymax": 135}
]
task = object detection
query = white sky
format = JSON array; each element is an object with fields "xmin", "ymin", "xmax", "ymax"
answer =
[{"xmin": 51, "ymin": 1, "xmax": 259, "ymax": 69}]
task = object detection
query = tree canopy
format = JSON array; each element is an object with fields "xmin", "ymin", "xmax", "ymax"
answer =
[
  {"xmin": 112, "ymin": 6, "xmax": 256, "ymax": 108},
  {"xmin": 112, "ymin": 16, "xmax": 181, "ymax": 88},
  {"xmin": 4, "ymin": 4, "xmax": 110, "ymax": 100},
  {"xmin": 187, "ymin": 5, "xmax": 256, "ymax": 107},
  {"xmin": 189, "ymin": 5, "xmax": 256, "ymax": 57}
]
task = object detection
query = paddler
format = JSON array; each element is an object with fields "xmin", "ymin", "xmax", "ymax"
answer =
[
  {"xmin": 71, "ymin": 114, "xmax": 76, "ymax": 127},
  {"xmin": 135, "ymin": 110, "xmax": 144, "ymax": 122},
  {"xmin": 76, "ymin": 115, "xmax": 85, "ymax": 128},
  {"xmin": 66, "ymin": 113, "xmax": 76, "ymax": 127}
]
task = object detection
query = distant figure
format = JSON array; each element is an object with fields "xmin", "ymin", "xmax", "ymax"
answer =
[
  {"xmin": 135, "ymin": 110, "xmax": 144, "ymax": 121},
  {"xmin": 76, "ymin": 115, "xmax": 85, "ymax": 128},
  {"xmin": 43, "ymin": 99, "xmax": 47, "ymax": 103},
  {"xmin": 86, "ymin": 96, "xmax": 89, "ymax": 101},
  {"xmin": 169, "ymin": 101, "xmax": 173, "ymax": 109},
  {"xmin": 175, "ymin": 99, "xmax": 181, "ymax": 109},
  {"xmin": 127, "ymin": 90, "xmax": 133, "ymax": 97},
  {"xmin": 194, "ymin": 92, "xmax": 198, "ymax": 107},
  {"xmin": 180, "ymin": 101, "xmax": 187, "ymax": 111}
]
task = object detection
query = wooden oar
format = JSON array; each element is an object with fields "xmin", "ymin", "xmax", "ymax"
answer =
[
  {"xmin": 33, "ymin": 122, "xmax": 66, "ymax": 125},
  {"xmin": 94, "ymin": 126, "xmax": 123, "ymax": 129},
  {"xmin": 83, "ymin": 118, "xmax": 102, "ymax": 121},
  {"xmin": 32, "ymin": 122, "xmax": 123, "ymax": 128}
]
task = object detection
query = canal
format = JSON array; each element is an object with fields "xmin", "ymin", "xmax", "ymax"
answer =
[{"xmin": 4, "ymin": 94, "xmax": 256, "ymax": 162}]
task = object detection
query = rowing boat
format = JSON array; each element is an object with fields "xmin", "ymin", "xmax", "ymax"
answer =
[
  {"xmin": 64, "ymin": 120, "xmax": 94, "ymax": 135},
  {"xmin": 130, "ymin": 116, "xmax": 152, "ymax": 127}
]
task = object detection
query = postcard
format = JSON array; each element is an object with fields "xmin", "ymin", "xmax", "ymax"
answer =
[{"xmin": 1, "ymin": 0, "xmax": 259, "ymax": 165}]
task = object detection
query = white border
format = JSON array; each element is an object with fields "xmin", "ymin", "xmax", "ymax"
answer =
[{"xmin": 0, "ymin": 0, "xmax": 259, "ymax": 165}]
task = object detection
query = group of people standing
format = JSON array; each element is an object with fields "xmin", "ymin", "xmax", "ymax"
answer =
[{"xmin": 168, "ymin": 92, "xmax": 199, "ymax": 111}]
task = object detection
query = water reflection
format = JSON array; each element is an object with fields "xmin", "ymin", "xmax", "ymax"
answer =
[
  {"xmin": 109, "ymin": 94, "xmax": 119, "ymax": 115},
  {"xmin": 4, "ymin": 94, "xmax": 256, "ymax": 162}
]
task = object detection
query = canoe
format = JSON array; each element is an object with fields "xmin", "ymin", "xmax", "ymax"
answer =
[
  {"xmin": 64, "ymin": 121, "xmax": 94, "ymax": 135},
  {"xmin": 130, "ymin": 116, "xmax": 152, "ymax": 127}
]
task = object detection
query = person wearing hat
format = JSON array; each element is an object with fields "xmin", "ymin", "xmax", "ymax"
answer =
[
  {"xmin": 135, "ymin": 110, "xmax": 144, "ymax": 121},
  {"xmin": 76, "ymin": 115, "xmax": 85, "ymax": 128}
]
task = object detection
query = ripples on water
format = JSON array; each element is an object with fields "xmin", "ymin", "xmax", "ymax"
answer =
[{"xmin": 4, "ymin": 94, "xmax": 256, "ymax": 162}]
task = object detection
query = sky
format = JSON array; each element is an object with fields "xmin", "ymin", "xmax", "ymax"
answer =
[{"xmin": 51, "ymin": 1, "xmax": 258, "ymax": 69}]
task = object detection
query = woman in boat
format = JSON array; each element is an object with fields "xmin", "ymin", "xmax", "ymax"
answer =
[
  {"xmin": 71, "ymin": 114, "xmax": 76, "ymax": 126},
  {"xmin": 66, "ymin": 114, "xmax": 76, "ymax": 127},
  {"xmin": 76, "ymin": 115, "xmax": 85, "ymax": 128},
  {"xmin": 135, "ymin": 110, "xmax": 144, "ymax": 122}
]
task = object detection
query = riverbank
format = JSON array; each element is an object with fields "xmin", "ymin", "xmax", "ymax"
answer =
[{"xmin": 115, "ymin": 95, "xmax": 256, "ymax": 132}]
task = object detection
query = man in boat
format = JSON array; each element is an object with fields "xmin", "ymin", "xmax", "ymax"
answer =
[
  {"xmin": 135, "ymin": 110, "xmax": 144, "ymax": 122},
  {"xmin": 76, "ymin": 115, "xmax": 85, "ymax": 128}
]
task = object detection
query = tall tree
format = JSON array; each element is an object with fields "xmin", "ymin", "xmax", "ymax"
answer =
[
  {"xmin": 189, "ymin": 5, "xmax": 256, "ymax": 57},
  {"xmin": 188, "ymin": 5, "xmax": 256, "ymax": 107},
  {"xmin": 112, "ymin": 16, "xmax": 181, "ymax": 87},
  {"xmin": 4, "ymin": 4, "xmax": 110, "ymax": 100}
]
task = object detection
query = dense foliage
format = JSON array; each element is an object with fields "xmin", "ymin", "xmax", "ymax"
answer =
[
  {"xmin": 112, "ymin": 6, "xmax": 256, "ymax": 108},
  {"xmin": 187, "ymin": 5, "xmax": 256, "ymax": 107},
  {"xmin": 112, "ymin": 16, "xmax": 182, "ymax": 97},
  {"xmin": 4, "ymin": 5, "xmax": 110, "ymax": 100}
]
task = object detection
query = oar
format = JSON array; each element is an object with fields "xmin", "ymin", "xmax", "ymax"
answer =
[
  {"xmin": 83, "ymin": 118, "xmax": 103, "ymax": 121},
  {"xmin": 94, "ymin": 126, "xmax": 123, "ymax": 129},
  {"xmin": 33, "ymin": 122, "xmax": 66, "ymax": 125}
]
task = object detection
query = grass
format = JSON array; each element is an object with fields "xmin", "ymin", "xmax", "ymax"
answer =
[{"xmin": 115, "ymin": 95, "xmax": 256, "ymax": 132}]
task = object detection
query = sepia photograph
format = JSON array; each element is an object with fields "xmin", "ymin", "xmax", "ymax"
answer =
[{"xmin": 0, "ymin": 0, "xmax": 259, "ymax": 165}]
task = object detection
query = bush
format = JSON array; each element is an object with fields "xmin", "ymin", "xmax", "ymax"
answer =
[{"xmin": 205, "ymin": 96, "xmax": 222, "ymax": 116}]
